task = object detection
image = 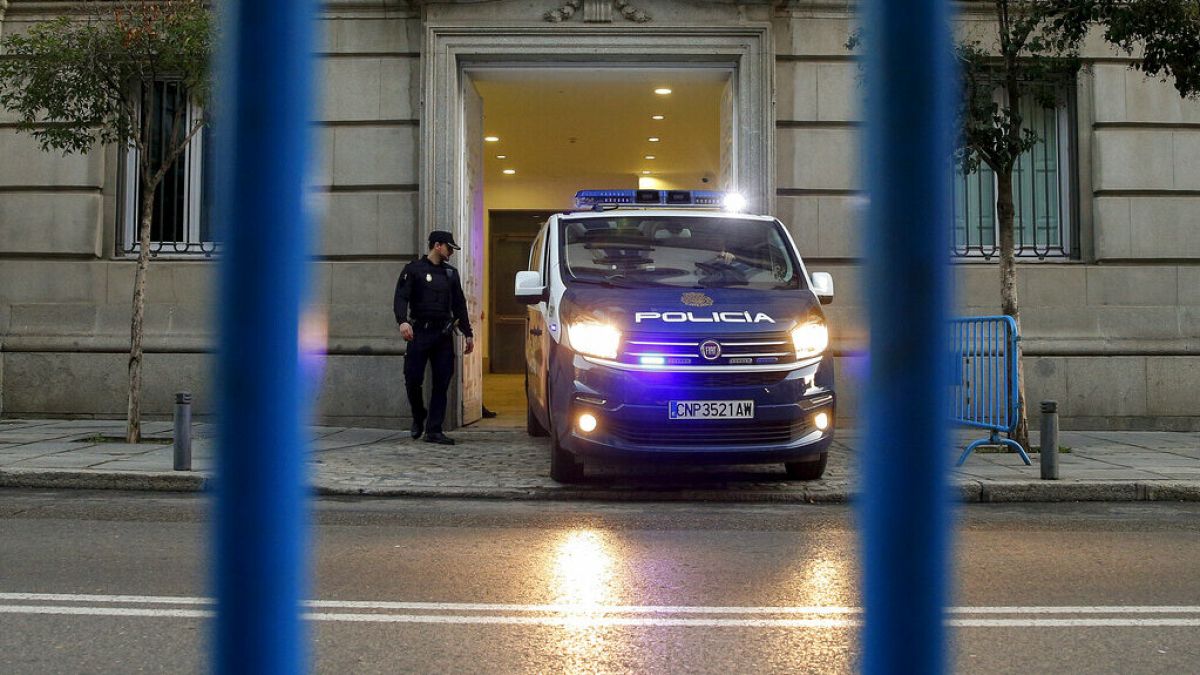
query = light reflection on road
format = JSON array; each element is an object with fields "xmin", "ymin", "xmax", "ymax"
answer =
[
  {"xmin": 776, "ymin": 554, "xmax": 858, "ymax": 670},
  {"xmin": 795, "ymin": 556, "xmax": 854, "ymax": 609},
  {"xmin": 550, "ymin": 529, "xmax": 621, "ymax": 673},
  {"xmin": 540, "ymin": 529, "xmax": 860, "ymax": 673},
  {"xmin": 552, "ymin": 529, "xmax": 616, "ymax": 609}
]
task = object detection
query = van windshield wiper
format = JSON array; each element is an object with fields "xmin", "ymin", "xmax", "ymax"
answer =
[
  {"xmin": 571, "ymin": 275, "xmax": 641, "ymax": 289},
  {"xmin": 605, "ymin": 274, "xmax": 682, "ymax": 288}
]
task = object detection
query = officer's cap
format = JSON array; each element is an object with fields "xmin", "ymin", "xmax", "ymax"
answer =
[{"xmin": 428, "ymin": 230, "xmax": 461, "ymax": 250}]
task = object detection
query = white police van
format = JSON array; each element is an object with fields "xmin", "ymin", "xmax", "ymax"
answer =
[{"xmin": 515, "ymin": 189, "xmax": 836, "ymax": 483}]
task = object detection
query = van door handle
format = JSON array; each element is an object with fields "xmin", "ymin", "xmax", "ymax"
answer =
[{"xmin": 529, "ymin": 327, "xmax": 543, "ymax": 336}]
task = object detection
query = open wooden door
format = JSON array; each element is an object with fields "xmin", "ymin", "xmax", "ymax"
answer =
[
  {"xmin": 718, "ymin": 74, "xmax": 736, "ymax": 192},
  {"xmin": 459, "ymin": 75, "xmax": 484, "ymax": 425}
]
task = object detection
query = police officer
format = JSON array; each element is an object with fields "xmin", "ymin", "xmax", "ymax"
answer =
[{"xmin": 393, "ymin": 230, "xmax": 474, "ymax": 445}]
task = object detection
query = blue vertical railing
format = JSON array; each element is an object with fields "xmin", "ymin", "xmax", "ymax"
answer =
[
  {"xmin": 213, "ymin": 0, "xmax": 318, "ymax": 673},
  {"xmin": 859, "ymin": 0, "xmax": 955, "ymax": 672}
]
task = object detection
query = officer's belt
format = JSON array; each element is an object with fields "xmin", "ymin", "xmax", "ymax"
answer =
[{"xmin": 411, "ymin": 318, "xmax": 450, "ymax": 331}]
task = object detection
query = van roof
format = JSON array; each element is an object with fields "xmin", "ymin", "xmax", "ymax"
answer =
[{"xmin": 556, "ymin": 209, "xmax": 777, "ymax": 223}]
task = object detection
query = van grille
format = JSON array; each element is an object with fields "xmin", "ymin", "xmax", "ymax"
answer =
[
  {"xmin": 621, "ymin": 330, "xmax": 795, "ymax": 366},
  {"xmin": 664, "ymin": 371, "xmax": 790, "ymax": 387},
  {"xmin": 608, "ymin": 418, "xmax": 812, "ymax": 446}
]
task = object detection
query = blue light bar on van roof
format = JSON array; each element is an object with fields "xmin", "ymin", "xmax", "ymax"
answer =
[{"xmin": 574, "ymin": 189, "xmax": 727, "ymax": 209}]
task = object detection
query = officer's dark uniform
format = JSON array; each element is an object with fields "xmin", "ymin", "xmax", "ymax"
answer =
[{"xmin": 393, "ymin": 241, "xmax": 473, "ymax": 440}]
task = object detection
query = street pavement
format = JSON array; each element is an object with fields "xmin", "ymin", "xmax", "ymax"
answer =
[
  {"xmin": 1, "ymin": 418, "xmax": 1197, "ymax": 502},
  {"xmin": 4, "ymin": 495, "xmax": 1200, "ymax": 673}
]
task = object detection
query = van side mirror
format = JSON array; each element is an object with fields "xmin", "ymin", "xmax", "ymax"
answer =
[
  {"xmin": 515, "ymin": 270, "xmax": 546, "ymax": 305},
  {"xmin": 811, "ymin": 272, "xmax": 834, "ymax": 305}
]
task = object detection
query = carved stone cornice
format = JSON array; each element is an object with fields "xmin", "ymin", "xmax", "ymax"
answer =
[{"xmin": 544, "ymin": 0, "xmax": 650, "ymax": 23}]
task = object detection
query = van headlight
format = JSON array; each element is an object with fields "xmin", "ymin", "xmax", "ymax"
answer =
[
  {"xmin": 791, "ymin": 320, "xmax": 829, "ymax": 358},
  {"xmin": 566, "ymin": 322, "xmax": 621, "ymax": 359}
]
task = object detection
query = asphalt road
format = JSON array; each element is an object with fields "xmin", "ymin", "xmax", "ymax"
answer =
[{"xmin": 1, "ymin": 491, "xmax": 1199, "ymax": 673}]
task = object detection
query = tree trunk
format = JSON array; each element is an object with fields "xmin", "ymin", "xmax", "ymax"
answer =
[
  {"xmin": 126, "ymin": 181, "xmax": 155, "ymax": 443},
  {"xmin": 995, "ymin": 169, "xmax": 1030, "ymax": 451}
]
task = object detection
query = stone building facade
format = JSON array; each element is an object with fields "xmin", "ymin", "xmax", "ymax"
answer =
[{"xmin": 1, "ymin": 0, "xmax": 1197, "ymax": 430}]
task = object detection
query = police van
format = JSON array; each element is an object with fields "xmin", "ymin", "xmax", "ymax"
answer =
[{"xmin": 515, "ymin": 189, "xmax": 836, "ymax": 483}]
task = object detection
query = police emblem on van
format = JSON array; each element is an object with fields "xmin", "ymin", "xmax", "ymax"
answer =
[
  {"xmin": 699, "ymin": 340, "xmax": 722, "ymax": 360},
  {"xmin": 681, "ymin": 292, "xmax": 713, "ymax": 308}
]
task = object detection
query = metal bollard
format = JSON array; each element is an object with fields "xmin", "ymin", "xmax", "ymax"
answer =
[
  {"xmin": 1040, "ymin": 400, "xmax": 1059, "ymax": 480},
  {"xmin": 174, "ymin": 392, "xmax": 192, "ymax": 471}
]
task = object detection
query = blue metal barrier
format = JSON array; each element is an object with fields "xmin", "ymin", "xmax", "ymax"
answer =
[{"xmin": 951, "ymin": 315, "xmax": 1032, "ymax": 466}]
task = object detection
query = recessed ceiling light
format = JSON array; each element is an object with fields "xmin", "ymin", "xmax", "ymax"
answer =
[
  {"xmin": 651, "ymin": 115, "xmax": 665, "ymax": 120},
  {"xmin": 484, "ymin": 136, "xmax": 500, "ymax": 142},
  {"xmin": 642, "ymin": 170, "xmax": 652, "ymax": 175},
  {"xmin": 644, "ymin": 155, "xmax": 656, "ymax": 160},
  {"xmin": 654, "ymin": 88, "xmax": 672, "ymax": 95},
  {"xmin": 502, "ymin": 169, "xmax": 516, "ymax": 175},
  {"xmin": 648, "ymin": 137, "xmax": 660, "ymax": 142},
  {"xmin": 496, "ymin": 155, "xmax": 507, "ymax": 159}
]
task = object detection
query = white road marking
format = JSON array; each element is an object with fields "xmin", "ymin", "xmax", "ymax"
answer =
[
  {"xmin": 5, "ymin": 593, "xmax": 1200, "ymax": 615},
  {"xmin": 0, "ymin": 593, "xmax": 212, "ymax": 605},
  {"xmin": 2, "ymin": 593, "xmax": 1200, "ymax": 627},
  {"xmin": 2, "ymin": 605, "xmax": 1200, "ymax": 628},
  {"xmin": 948, "ymin": 619, "xmax": 1200, "ymax": 628},
  {"xmin": 0, "ymin": 605, "xmax": 211, "ymax": 619}
]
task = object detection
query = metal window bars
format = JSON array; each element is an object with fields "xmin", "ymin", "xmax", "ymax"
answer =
[
  {"xmin": 951, "ymin": 86, "xmax": 1075, "ymax": 260},
  {"xmin": 119, "ymin": 81, "xmax": 218, "ymax": 257}
]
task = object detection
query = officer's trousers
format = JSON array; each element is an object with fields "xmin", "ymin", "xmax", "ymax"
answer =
[{"xmin": 404, "ymin": 328, "xmax": 455, "ymax": 433}]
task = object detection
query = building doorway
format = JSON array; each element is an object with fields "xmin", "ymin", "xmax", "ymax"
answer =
[
  {"xmin": 463, "ymin": 66, "xmax": 731, "ymax": 427},
  {"xmin": 424, "ymin": 26, "xmax": 777, "ymax": 425}
]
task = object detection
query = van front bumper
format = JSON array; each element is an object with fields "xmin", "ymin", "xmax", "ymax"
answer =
[{"xmin": 550, "ymin": 352, "xmax": 836, "ymax": 464}]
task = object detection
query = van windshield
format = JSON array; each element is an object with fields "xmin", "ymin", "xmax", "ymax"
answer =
[{"xmin": 560, "ymin": 215, "xmax": 804, "ymax": 290}]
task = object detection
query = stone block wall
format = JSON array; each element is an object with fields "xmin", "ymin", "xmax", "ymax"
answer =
[
  {"xmin": 772, "ymin": 5, "xmax": 1200, "ymax": 430},
  {"xmin": 0, "ymin": 2, "xmax": 424, "ymax": 425},
  {"xmin": 1, "ymin": 0, "xmax": 1197, "ymax": 430}
]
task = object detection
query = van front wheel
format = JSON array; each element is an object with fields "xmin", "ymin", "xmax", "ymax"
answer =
[
  {"xmin": 784, "ymin": 452, "xmax": 828, "ymax": 480},
  {"xmin": 550, "ymin": 434, "xmax": 584, "ymax": 483},
  {"xmin": 527, "ymin": 405, "xmax": 549, "ymax": 437}
]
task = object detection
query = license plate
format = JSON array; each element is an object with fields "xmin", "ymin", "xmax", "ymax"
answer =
[{"xmin": 668, "ymin": 400, "xmax": 754, "ymax": 420}]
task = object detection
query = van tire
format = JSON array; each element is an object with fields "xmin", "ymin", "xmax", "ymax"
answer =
[
  {"xmin": 527, "ymin": 405, "xmax": 549, "ymax": 437},
  {"xmin": 550, "ymin": 434, "xmax": 584, "ymax": 483},
  {"xmin": 784, "ymin": 452, "xmax": 828, "ymax": 480}
]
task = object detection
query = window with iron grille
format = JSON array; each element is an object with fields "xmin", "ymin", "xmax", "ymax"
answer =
[
  {"xmin": 952, "ymin": 92, "xmax": 1077, "ymax": 259},
  {"xmin": 121, "ymin": 81, "xmax": 216, "ymax": 256}
]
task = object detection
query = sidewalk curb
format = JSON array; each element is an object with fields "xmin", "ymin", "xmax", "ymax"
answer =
[
  {"xmin": 4, "ymin": 468, "xmax": 1200, "ymax": 503},
  {"xmin": 1140, "ymin": 481, "xmax": 1200, "ymax": 501},
  {"xmin": 0, "ymin": 468, "xmax": 208, "ymax": 492},
  {"xmin": 313, "ymin": 484, "xmax": 853, "ymax": 503},
  {"xmin": 979, "ymin": 481, "xmax": 1140, "ymax": 503}
]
